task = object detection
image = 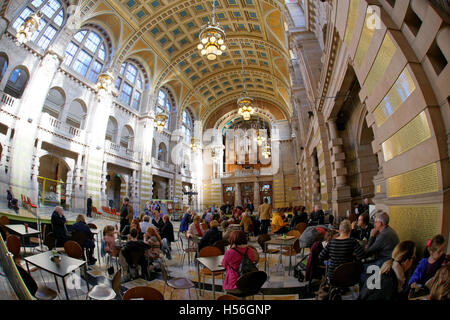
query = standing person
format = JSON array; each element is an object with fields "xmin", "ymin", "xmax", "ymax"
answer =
[
  {"xmin": 358, "ymin": 198, "xmax": 371, "ymax": 216},
  {"xmin": 240, "ymin": 210, "xmax": 253, "ymax": 234},
  {"xmin": 86, "ymin": 195, "xmax": 92, "ymax": 218},
  {"xmin": 221, "ymin": 230, "xmax": 255, "ymax": 291},
  {"xmin": 51, "ymin": 206, "xmax": 69, "ymax": 247},
  {"xmin": 247, "ymin": 200, "xmax": 254, "ymax": 215},
  {"xmin": 309, "ymin": 205, "xmax": 324, "ymax": 226},
  {"xmin": 258, "ymin": 198, "xmax": 271, "ymax": 234},
  {"xmin": 144, "ymin": 201, "xmax": 151, "ymax": 215},
  {"xmin": 120, "ymin": 197, "xmax": 132, "ymax": 233},
  {"xmin": 180, "ymin": 208, "xmax": 192, "ymax": 233}
]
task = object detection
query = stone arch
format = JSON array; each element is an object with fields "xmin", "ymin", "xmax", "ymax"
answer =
[
  {"xmin": 157, "ymin": 142, "xmax": 167, "ymax": 162},
  {"xmin": 105, "ymin": 116, "xmax": 119, "ymax": 143},
  {"xmin": 65, "ymin": 99, "xmax": 87, "ymax": 129},
  {"xmin": 43, "ymin": 87, "xmax": 66, "ymax": 119},
  {"xmin": 3, "ymin": 65, "xmax": 30, "ymax": 99}
]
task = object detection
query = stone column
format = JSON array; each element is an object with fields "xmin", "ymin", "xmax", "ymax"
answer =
[
  {"xmin": 253, "ymin": 180, "xmax": 260, "ymax": 208},
  {"xmin": 311, "ymin": 154, "xmax": 321, "ymax": 206},
  {"xmin": 328, "ymin": 118, "xmax": 351, "ymax": 219},
  {"xmin": 65, "ymin": 170, "xmax": 73, "ymax": 210},
  {"xmin": 235, "ymin": 182, "xmax": 241, "ymax": 207}
]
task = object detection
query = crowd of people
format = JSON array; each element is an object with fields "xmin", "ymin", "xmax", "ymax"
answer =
[{"xmin": 39, "ymin": 195, "xmax": 450, "ymax": 300}]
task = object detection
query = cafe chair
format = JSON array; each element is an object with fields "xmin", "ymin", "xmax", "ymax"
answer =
[
  {"xmin": 160, "ymin": 259, "xmax": 198, "ymax": 300},
  {"xmin": 87, "ymin": 268, "xmax": 122, "ymax": 300},
  {"xmin": 6, "ymin": 234, "xmax": 21, "ymax": 264},
  {"xmin": 178, "ymin": 233, "xmax": 196, "ymax": 267},
  {"xmin": 88, "ymin": 223, "xmax": 98, "ymax": 229},
  {"xmin": 226, "ymin": 271, "xmax": 267, "ymax": 300},
  {"xmin": 295, "ymin": 222, "xmax": 307, "ymax": 234},
  {"xmin": 0, "ymin": 216, "xmax": 10, "ymax": 226},
  {"xmin": 122, "ymin": 286, "xmax": 164, "ymax": 300},
  {"xmin": 16, "ymin": 263, "xmax": 58, "ymax": 300},
  {"xmin": 257, "ymin": 234, "xmax": 279, "ymax": 254},
  {"xmin": 213, "ymin": 239, "xmax": 228, "ymax": 254},
  {"xmin": 64, "ymin": 240, "xmax": 83, "ymax": 259},
  {"xmin": 328, "ymin": 261, "xmax": 364, "ymax": 301}
]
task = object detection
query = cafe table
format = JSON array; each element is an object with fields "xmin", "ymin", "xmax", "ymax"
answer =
[
  {"xmin": 5, "ymin": 224, "xmax": 41, "ymax": 255},
  {"xmin": 24, "ymin": 250, "xmax": 89, "ymax": 300},
  {"xmin": 196, "ymin": 255, "xmax": 225, "ymax": 300},
  {"xmin": 264, "ymin": 236, "xmax": 297, "ymax": 276}
]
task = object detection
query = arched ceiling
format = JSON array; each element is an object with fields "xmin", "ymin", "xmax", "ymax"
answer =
[{"xmin": 79, "ymin": 0, "xmax": 292, "ymax": 120}]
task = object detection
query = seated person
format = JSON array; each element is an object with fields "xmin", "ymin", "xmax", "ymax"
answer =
[
  {"xmin": 409, "ymin": 234, "xmax": 448, "ymax": 289},
  {"xmin": 318, "ymin": 220, "xmax": 365, "ymax": 284},
  {"xmin": 151, "ymin": 211, "xmax": 164, "ymax": 231},
  {"xmin": 350, "ymin": 212, "xmax": 374, "ymax": 242},
  {"xmin": 199, "ymin": 220, "xmax": 222, "ymax": 251},
  {"xmin": 121, "ymin": 219, "xmax": 143, "ymax": 240},
  {"xmin": 187, "ymin": 215, "xmax": 204, "ymax": 240},
  {"xmin": 103, "ymin": 225, "xmax": 120, "ymax": 257},
  {"xmin": 140, "ymin": 215, "xmax": 157, "ymax": 235},
  {"xmin": 359, "ymin": 241, "xmax": 416, "ymax": 301},
  {"xmin": 72, "ymin": 214, "xmax": 96, "ymax": 265},
  {"xmin": 122, "ymin": 228, "xmax": 151, "ymax": 279},
  {"xmin": 222, "ymin": 220, "xmax": 232, "ymax": 241},
  {"xmin": 305, "ymin": 229, "xmax": 338, "ymax": 282},
  {"xmin": 364, "ymin": 211, "xmax": 399, "ymax": 266},
  {"xmin": 51, "ymin": 206, "xmax": 69, "ymax": 247},
  {"xmin": 240, "ymin": 210, "xmax": 253, "ymax": 234},
  {"xmin": 427, "ymin": 263, "xmax": 450, "ymax": 300},
  {"xmin": 271, "ymin": 210, "xmax": 289, "ymax": 234},
  {"xmin": 143, "ymin": 227, "xmax": 162, "ymax": 262}
]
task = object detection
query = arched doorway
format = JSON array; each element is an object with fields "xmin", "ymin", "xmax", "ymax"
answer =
[
  {"xmin": 106, "ymin": 171, "xmax": 123, "ymax": 210},
  {"xmin": 38, "ymin": 154, "xmax": 69, "ymax": 207},
  {"xmin": 43, "ymin": 87, "xmax": 65, "ymax": 119}
]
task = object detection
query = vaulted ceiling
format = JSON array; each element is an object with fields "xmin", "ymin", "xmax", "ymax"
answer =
[{"xmin": 78, "ymin": 0, "xmax": 293, "ymax": 122}]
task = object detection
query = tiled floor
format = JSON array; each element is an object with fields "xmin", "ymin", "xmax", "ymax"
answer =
[{"xmin": 1, "ymin": 206, "xmax": 316, "ymax": 300}]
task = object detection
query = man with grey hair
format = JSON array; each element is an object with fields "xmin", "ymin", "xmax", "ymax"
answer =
[
  {"xmin": 365, "ymin": 210, "xmax": 399, "ymax": 266},
  {"xmin": 51, "ymin": 206, "xmax": 69, "ymax": 246}
]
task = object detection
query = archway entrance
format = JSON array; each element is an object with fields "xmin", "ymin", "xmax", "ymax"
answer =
[{"xmin": 38, "ymin": 154, "xmax": 69, "ymax": 207}]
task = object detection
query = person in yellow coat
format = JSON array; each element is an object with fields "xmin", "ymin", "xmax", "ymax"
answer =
[{"xmin": 271, "ymin": 209, "xmax": 289, "ymax": 234}]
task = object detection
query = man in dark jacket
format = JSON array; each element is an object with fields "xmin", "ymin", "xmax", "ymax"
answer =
[
  {"xmin": 309, "ymin": 205, "xmax": 324, "ymax": 226},
  {"xmin": 51, "ymin": 206, "xmax": 68, "ymax": 247},
  {"xmin": 122, "ymin": 228, "xmax": 151, "ymax": 279},
  {"xmin": 160, "ymin": 215, "xmax": 174, "ymax": 259},
  {"xmin": 86, "ymin": 196, "xmax": 92, "ymax": 218},
  {"xmin": 199, "ymin": 220, "xmax": 222, "ymax": 251},
  {"xmin": 350, "ymin": 212, "xmax": 374, "ymax": 242},
  {"xmin": 120, "ymin": 197, "xmax": 132, "ymax": 233},
  {"xmin": 72, "ymin": 214, "xmax": 96, "ymax": 265}
]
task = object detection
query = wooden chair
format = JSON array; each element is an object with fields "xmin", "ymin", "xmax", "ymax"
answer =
[
  {"xmin": 160, "ymin": 259, "xmax": 198, "ymax": 300},
  {"xmin": 328, "ymin": 261, "xmax": 363, "ymax": 300},
  {"xmin": 295, "ymin": 222, "xmax": 307, "ymax": 234},
  {"xmin": 257, "ymin": 234, "xmax": 279, "ymax": 254},
  {"xmin": 213, "ymin": 239, "xmax": 229, "ymax": 254},
  {"xmin": 282, "ymin": 230, "xmax": 301, "ymax": 250},
  {"xmin": 227, "ymin": 271, "xmax": 267, "ymax": 299},
  {"xmin": 217, "ymin": 294, "xmax": 240, "ymax": 300},
  {"xmin": 0, "ymin": 215, "xmax": 10, "ymax": 226},
  {"xmin": 6, "ymin": 234, "xmax": 21, "ymax": 264},
  {"xmin": 64, "ymin": 240, "xmax": 83, "ymax": 259},
  {"xmin": 122, "ymin": 286, "xmax": 164, "ymax": 300},
  {"xmin": 87, "ymin": 268, "xmax": 122, "ymax": 300}
]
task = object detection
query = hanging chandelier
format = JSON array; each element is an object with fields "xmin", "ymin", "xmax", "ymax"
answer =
[
  {"xmin": 190, "ymin": 137, "xmax": 198, "ymax": 151},
  {"xmin": 255, "ymin": 128, "xmax": 266, "ymax": 146},
  {"xmin": 96, "ymin": 70, "xmax": 114, "ymax": 98},
  {"xmin": 262, "ymin": 142, "xmax": 271, "ymax": 158},
  {"xmin": 15, "ymin": 0, "xmax": 51, "ymax": 45},
  {"xmin": 198, "ymin": 1, "xmax": 227, "ymax": 61},
  {"xmin": 237, "ymin": 41, "xmax": 254, "ymax": 120},
  {"xmin": 155, "ymin": 113, "xmax": 168, "ymax": 133},
  {"xmin": 16, "ymin": 12, "xmax": 40, "ymax": 45}
]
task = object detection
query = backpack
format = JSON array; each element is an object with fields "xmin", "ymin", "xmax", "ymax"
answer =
[{"xmin": 232, "ymin": 247, "xmax": 258, "ymax": 277}]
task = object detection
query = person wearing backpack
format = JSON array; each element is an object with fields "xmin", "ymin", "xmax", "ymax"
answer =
[{"xmin": 221, "ymin": 230, "xmax": 256, "ymax": 291}]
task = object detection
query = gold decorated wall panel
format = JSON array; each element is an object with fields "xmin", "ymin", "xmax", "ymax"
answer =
[
  {"xmin": 374, "ymin": 68, "xmax": 416, "ymax": 126},
  {"xmin": 354, "ymin": 11, "xmax": 375, "ymax": 68},
  {"xmin": 389, "ymin": 205, "xmax": 440, "ymax": 257},
  {"xmin": 344, "ymin": 0, "xmax": 360, "ymax": 46},
  {"xmin": 382, "ymin": 111, "xmax": 431, "ymax": 161},
  {"xmin": 363, "ymin": 34, "xmax": 397, "ymax": 95},
  {"xmin": 387, "ymin": 163, "xmax": 439, "ymax": 198}
]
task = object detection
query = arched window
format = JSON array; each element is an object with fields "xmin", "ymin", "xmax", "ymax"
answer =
[
  {"xmin": 120, "ymin": 126, "xmax": 134, "ymax": 149},
  {"xmin": 66, "ymin": 99, "xmax": 87, "ymax": 129},
  {"xmin": 105, "ymin": 116, "xmax": 118, "ymax": 143},
  {"xmin": 42, "ymin": 87, "xmax": 65, "ymax": 118},
  {"xmin": 12, "ymin": 0, "xmax": 64, "ymax": 50},
  {"xmin": 182, "ymin": 109, "xmax": 192, "ymax": 143},
  {"xmin": 158, "ymin": 142, "xmax": 167, "ymax": 161},
  {"xmin": 115, "ymin": 61, "xmax": 144, "ymax": 111},
  {"xmin": 63, "ymin": 29, "xmax": 107, "ymax": 83},
  {"xmin": 156, "ymin": 89, "xmax": 172, "ymax": 130},
  {"xmin": 4, "ymin": 67, "xmax": 29, "ymax": 98}
]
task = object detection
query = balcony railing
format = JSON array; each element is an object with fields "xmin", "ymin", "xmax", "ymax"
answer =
[
  {"xmin": 105, "ymin": 140, "xmax": 140, "ymax": 160},
  {"xmin": 39, "ymin": 113, "xmax": 85, "ymax": 142},
  {"xmin": 152, "ymin": 157, "xmax": 175, "ymax": 172},
  {"xmin": 0, "ymin": 90, "xmax": 19, "ymax": 115},
  {"xmin": 221, "ymin": 169, "xmax": 260, "ymax": 178}
]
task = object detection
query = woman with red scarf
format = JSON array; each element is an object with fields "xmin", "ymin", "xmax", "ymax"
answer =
[{"xmin": 187, "ymin": 215, "xmax": 204, "ymax": 239}]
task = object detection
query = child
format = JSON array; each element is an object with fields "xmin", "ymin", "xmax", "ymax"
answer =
[
  {"xmin": 409, "ymin": 234, "xmax": 448, "ymax": 288},
  {"xmin": 103, "ymin": 225, "xmax": 120, "ymax": 257}
]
